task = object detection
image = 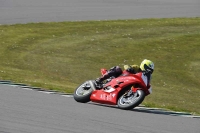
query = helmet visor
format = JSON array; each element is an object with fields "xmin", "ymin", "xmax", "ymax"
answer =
[{"xmin": 144, "ymin": 64, "xmax": 154, "ymax": 74}]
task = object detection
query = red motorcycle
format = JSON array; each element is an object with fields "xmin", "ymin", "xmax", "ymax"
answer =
[{"xmin": 73, "ymin": 68, "xmax": 152, "ymax": 110}]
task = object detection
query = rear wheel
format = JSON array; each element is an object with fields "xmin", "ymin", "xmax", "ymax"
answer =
[
  {"xmin": 117, "ymin": 89, "xmax": 145, "ymax": 110},
  {"xmin": 73, "ymin": 80, "xmax": 96, "ymax": 103}
]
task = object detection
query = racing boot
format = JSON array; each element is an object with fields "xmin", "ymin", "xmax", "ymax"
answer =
[
  {"xmin": 95, "ymin": 73, "xmax": 110, "ymax": 89},
  {"xmin": 95, "ymin": 78, "xmax": 103, "ymax": 89}
]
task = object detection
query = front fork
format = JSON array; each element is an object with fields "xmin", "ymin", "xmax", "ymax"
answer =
[
  {"xmin": 131, "ymin": 86, "xmax": 138, "ymax": 93},
  {"xmin": 123, "ymin": 86, "xmax": 137, "ymax": 98}
]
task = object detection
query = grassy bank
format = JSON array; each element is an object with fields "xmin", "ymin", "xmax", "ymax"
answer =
[{"xmin": 0, "ymin": 18, "xmax": 200, "ymax": 114}]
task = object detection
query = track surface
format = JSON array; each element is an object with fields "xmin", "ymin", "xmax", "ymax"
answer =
[
  {"xmin": 0, "ymin": 0, "xmax": 200, "ymax": 24},
  {"xmin": 0, "ymin": 84, "xmax": 199, "ymax": 133},
  {"xmin": 0, "ymin": 0, "xmax": 200, "ymax": 133}
]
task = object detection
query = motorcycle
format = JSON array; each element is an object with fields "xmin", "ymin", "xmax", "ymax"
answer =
[{"xmin": 73, "ymin": 68, "xmax": 152, "ymax": 110}]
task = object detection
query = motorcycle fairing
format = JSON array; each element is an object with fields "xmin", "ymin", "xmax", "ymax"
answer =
[
  {"xmin": 90, "ymin": 72, "xmax": 149, "ymax": 105},
  {"xmin": 90, "ymin": 88, "xmax": 119, "ymax": 105}
]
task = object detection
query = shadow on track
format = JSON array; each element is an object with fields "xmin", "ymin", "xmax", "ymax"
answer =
[{"xmin": 87, "ymin": 102, "xmax": 199, "ymax": 118}]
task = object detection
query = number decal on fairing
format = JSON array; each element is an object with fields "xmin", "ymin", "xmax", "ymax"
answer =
[{"xmin": 100, "ymin": 93, "xmax": 116, "ymax": 100}]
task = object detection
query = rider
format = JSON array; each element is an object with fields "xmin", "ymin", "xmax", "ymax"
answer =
[{"xmin": 95, "ymin": 59, "xmax": 154, "ymax": 87}]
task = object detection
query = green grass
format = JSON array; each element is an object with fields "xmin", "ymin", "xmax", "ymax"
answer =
[{"xmin": 0, "ymin": 18, "xmax": 200, "ymax": 115}]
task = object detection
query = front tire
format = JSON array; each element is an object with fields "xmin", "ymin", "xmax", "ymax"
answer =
[
  {"xmin": 117, "ymin": 89, "xmax": 145, "ymax": 110},
  {"xmin": 73, "ymin": 80, "xmax": 96, "ymax": 103}
]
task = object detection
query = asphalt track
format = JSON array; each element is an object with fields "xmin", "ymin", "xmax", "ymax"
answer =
[
  {"xmin": 0, "ymin": 0, "xmax": 200, "ymax": 133},
  {"xmin": 0, "ymin": 83, "xmax": 200, "ymax": 133},
  {"xmin": 0, "ymin": 0, "xmax": 200, "ymax": 24}
]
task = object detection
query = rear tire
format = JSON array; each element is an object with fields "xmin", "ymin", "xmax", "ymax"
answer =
[
  {"xmin": 117, "ymin": 90, "xmax": 145, "ymax": 110},
  {"xmin": 73, "ymin": 80, "xmax": 96, "ymax": 103}
]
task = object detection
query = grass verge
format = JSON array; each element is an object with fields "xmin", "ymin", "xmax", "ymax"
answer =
[{"xmin": 0, "ymin": 17, "xmax": 200, "ymax": 114}]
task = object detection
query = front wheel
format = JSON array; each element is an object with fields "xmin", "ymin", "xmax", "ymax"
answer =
[
  {"xmin": 117, "ymin": 89, "xmax": 145, "ymax": 110},
  {"xmin": 73, "ymin": 80, "xmax": 96, "ymax": 103}
]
